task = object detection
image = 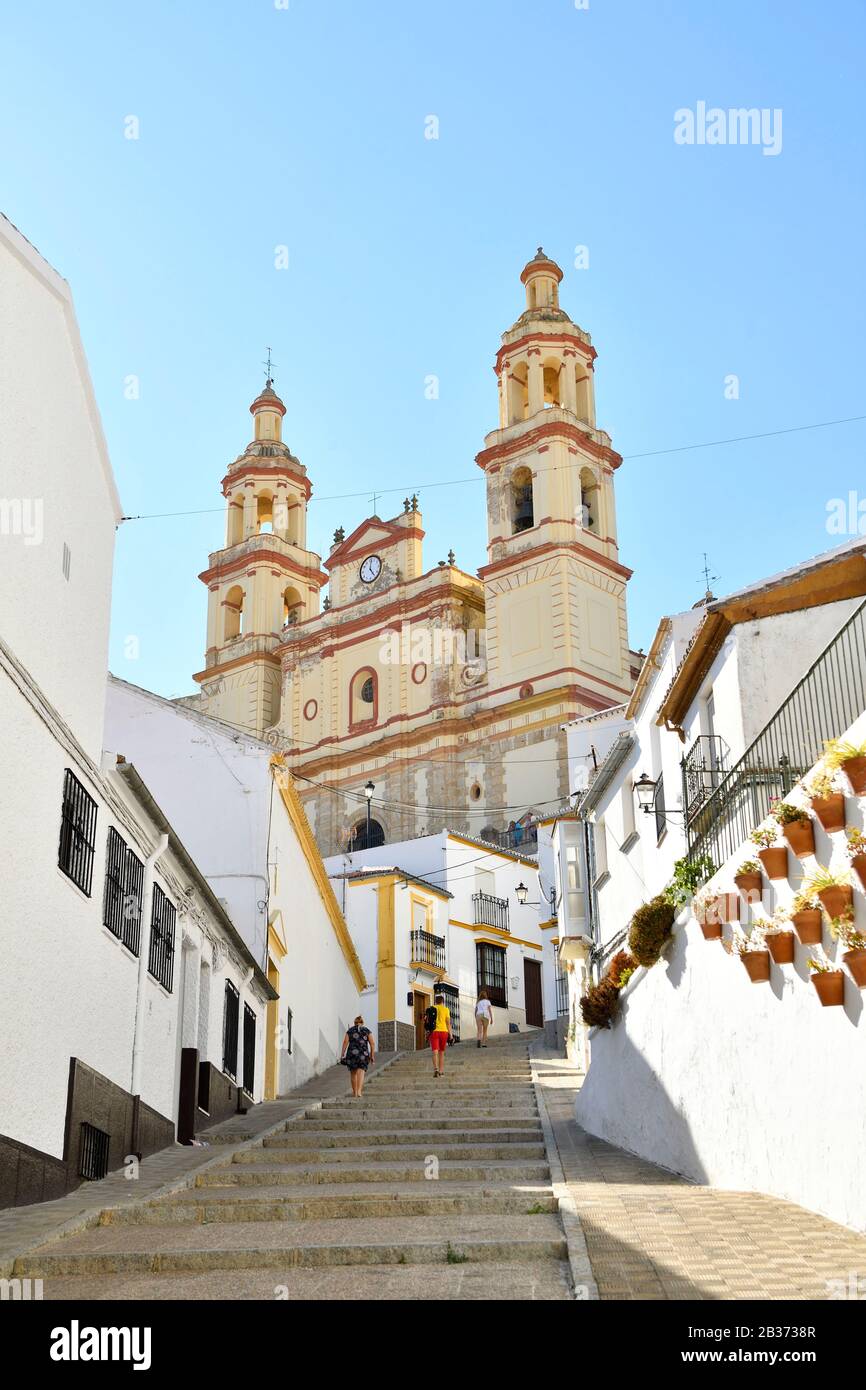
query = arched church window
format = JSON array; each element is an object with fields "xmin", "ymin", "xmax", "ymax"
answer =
[
  {"xmin": 257, "ymin": 493, "xmax": 274, "ymax": 534},
  {"xmin": 579, "ymin": 468, "xmax": 600, "ymax": 534},
  {"xmin": 348, "ymin": 818, "xmax": 385, "ymax": 851},
  {"xmin": 350, "ymin": 668, "xmax": 377, "ymax": 726},
  {"xmin": 361, "ymin": 677, "xmax": 374, "ymax": 703},
  {"xmin": 542, "ymin": 360, "xmax": 561, "ymax": 408},
  {"xmin": 510, "ymin": 466, "xmax": 534, "ymax": 535},
  {"xmin": 224, "ymin": 585, "xmax": 245, "ymax": 640}
]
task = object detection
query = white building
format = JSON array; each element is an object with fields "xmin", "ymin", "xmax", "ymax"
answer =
[
  {"xmin": 104, "ymin": 677, "xmax": 367, "ymax": 1095},
  {"xmin": 558, "ymin": 540, "xmax": 866, "ymax": 1230},
  {"xmin": 0, "ymin": 215, "xmax": 272, "ymax": 1208},
  {"xmin": 324, "ymin": 830, "xmax": 544, "ymax": 1049}
]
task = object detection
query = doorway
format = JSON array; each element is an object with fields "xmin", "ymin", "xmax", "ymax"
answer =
[
  {"xmin": 413, "ymin": 990, "xmax": 431, "ymax": 1050},
  {"xmin": 524, "ymin": 959, "xmax": 543, "ymax": 1028}
]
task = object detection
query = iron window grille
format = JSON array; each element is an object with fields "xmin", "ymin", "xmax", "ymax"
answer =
[
  {"xmin": 654, "ymin": 774, "xmax": 666, "ymax": 842},
  {"xmin": 102, "ymin": 827, "xmax": 144, "ymax": 955},
  {"xmin": 148, "ymin": 883, "xmax": 176, "ymax": 992},
  {"xmin": 437, "ymin": 982, "xmax": 461, "ymax": 1042},
  {"xmin": 223, "ymin": 980, "xmax": 240, "ymax": 1080},
  {"xmin": 410, "ymin": 928, "xmax": 446, "ymax": 970},
  {"xmin": 476, "ymin": 941, "xmax": 507, "ymax": 1009},
  {"xmin": 58, "ymin": 769, "xmax": 98, "ymax": 895},
  {"xmin": 78, "ymin": 1122, "xmax": 110, "ymax": 1181},
  {"xmin": 555, "ymin": 957, "xmax": 569, "ymax": 1017},
  {"xmin": 243, "ymin": 1003, "xmax": 256, "ymax": 1095},
  {"xmin": 472, "ymin": 891, "xmax": 510, "ymax": 933},
  {"xmin": 683, "ymin": 735, "xmax": 728, "ymax": 822}
]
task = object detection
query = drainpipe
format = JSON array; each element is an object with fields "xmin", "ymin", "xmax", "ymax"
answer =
[{"xmin": 130, "ymin": 832, "xmax": 169, "ymax": 1155}]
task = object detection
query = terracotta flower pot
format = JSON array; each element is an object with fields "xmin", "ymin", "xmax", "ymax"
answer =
[
  {"xmin": 816, "ymin": 884, "xmax": 854, "ymax": 919},
  {"xmin": 843, "ymin": 948, "xmax": 866, "ymax": 988},
  {"xmin": 811, "ymin": 970, "xmax": 845, "ymax": 1007},
  {"xmin": 700, "ymin": 921, "xmax": 723, "ymax": 941},
  {"xmin": 851, "ymin": 854, "xmax": 866, "ymax": 893},
  {"xmin": 740, "ymin": 950, "xmax": 770, "ymax": 983},
  {"xmin": 696, "ymin": 892, "xmax": 739, "ymax": 926},
  {"xmin": 811, "ymin": 793, "xmax": 846, "ymax": 833},
  {"xmin": 781, "ymin": 818, "xmax": 815, "ymax": 858},
  {"xmin": 792, "ymin": 909, "xmax": 823, "ymax": 945},
  {"xmin": 757, "ymin": 846, "xmax": 788, "ymax": 880},
  {"xmin": 734, "ymin": 871, "xmax": 763, "ymax": 901},
  {"xmin": 766, "ymin": 931, "xmax": 795, "ymax": 965},
  {"xmin": 842, "ymin": 756, "xmax": 866, "ymax": 796}
]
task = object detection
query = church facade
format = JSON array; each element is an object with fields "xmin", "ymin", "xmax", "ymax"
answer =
[{"xmin": 191, "ymin": 251, "xmax": 637, "ymax": 856}]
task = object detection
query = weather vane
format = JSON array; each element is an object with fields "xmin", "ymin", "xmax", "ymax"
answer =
[
  {"xmin": 700, "ymin": 552, "xmax": 720, "ymax": 601},
  {"xmin": 263, "ymin": 347, "xmax": 275, "ymax": 384}
]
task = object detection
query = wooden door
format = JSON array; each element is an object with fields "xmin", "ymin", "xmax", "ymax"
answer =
[
  {"xmin": 413, "ymin": 991, "xmax": 429, "ymax": 1050},
  {"xmin": 523, "ymin": 959, "xmax": 543, "ymax": 1028}
]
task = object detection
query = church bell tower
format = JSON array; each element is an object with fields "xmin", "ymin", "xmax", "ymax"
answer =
[{"xmin": 192, "ymin": 377, "xmax": 327, "ymax": 736}]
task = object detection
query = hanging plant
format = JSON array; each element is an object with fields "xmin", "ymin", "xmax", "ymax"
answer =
[
  {"xmin": 807, "ymin": 955, "xmax": 846, "ymax": 1007},
  {"xmin": 803, "ymin": 866, "xmax": 854, "ymax": 920},
  {"xmin": 845, "ymin": 827, "xmax": 866, "ymax": 891},
  {"xmin": 663, "ymin": 854, "xmax": 716, "ymax": 907},
  {"xmin": 628, "ymin": 897, "xmax": 676, "ymax": 968},
  {"xmin": 750, "ymin": 823, "xmax": 789, "ymax": 880},
  {"xmin": 579, "ymin": 976, "xmax": 621, "ymax": 1029},
  {"xmin": 759, "ymin": 908, "xmax": 796, "ymax": 965},
  {"xmin": 828, "ymin": 913, "xmax": 866, "ymax": 987},
  {"xmin": 789, "ymin": 891, "xmax": 824, "ymax": 945},
  {"xmin": 772, "ymin": 801, "xmax": 815, "ymax": 858},
  {"xmin": 806, "ymin": 767, "xmax": 846, "ymax": 833},
  {"xmin": 731, "ymin": 923, "xmax": 771, "ymax": 982},
  {"xmin": 608, "ymin": 949, "xmax": 637, "ymax": 989},
  {"xmin": 824, "ymin": 737, "xmax": 866, "ymax": 797},
  {"xmin": 734, "ymin": 859, "xmax": 763, "ymax": 899}
]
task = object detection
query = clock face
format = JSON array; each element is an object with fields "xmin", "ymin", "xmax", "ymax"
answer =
[{"xmin": 359, "ymin": 555, "xmax": 382, "ymax": 584}]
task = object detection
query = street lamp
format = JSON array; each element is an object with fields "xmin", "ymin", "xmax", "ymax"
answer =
[
  {"xmin": 514, "ymin": 881, "xmax": 557, "ymax": 912},
  {"xmin": 634, "ymin": 772, "xmax": 657, "ymax": 814},
  {"xmin": 364, "ymin": 780, "xmax": 375, "ymax": 846},
  {"xmin": 515, "ymin": 880, "xmax": 528, "ymax": 906}
]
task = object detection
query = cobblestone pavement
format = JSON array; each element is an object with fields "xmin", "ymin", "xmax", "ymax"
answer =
[{"xmin": 532, "ymin": 1046, "xmax": 866, "ymax": 1301}]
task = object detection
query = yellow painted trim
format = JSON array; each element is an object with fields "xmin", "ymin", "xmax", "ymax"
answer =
[
  {"xmin": 446, "ymin": 832, "xmax": 539, "ymax": 869},
  {"xmin": 448, "ymin": 918, "xmax": 542, "ymax": 952},
  {"xmin": 539, "ymin": 917, "xmax": 557, "ymax": 930},
  {"xmin": 264, "ymin": 957, "xmax": 281, "ymax": 1100},
  {"xmin": 378, "ymin": 879, "xmax": 396, "ymax": 1019},
  {"xmin": 347, "ymin": 872, "xmax": 450, "ymax": 901},
  {"xmin": 270, "ymin": 759, "xmax": 367, "ymax": 991},
  {"xmin": 268, "ymin": 914, "xmax": 288, "ymax": 960}
]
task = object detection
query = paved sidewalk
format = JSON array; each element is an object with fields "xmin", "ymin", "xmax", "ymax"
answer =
[
  {"xmin": 0, "ymin": 1053, "xmax": 397, "ymax": 1278},
  {"xmin": 532, "ymin": 1045, "xmax": 866, "ymax": 1301}
]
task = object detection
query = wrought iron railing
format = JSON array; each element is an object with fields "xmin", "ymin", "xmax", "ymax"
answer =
[
  {"xmin": 78, "ymin": 1122, "xmax": 110, "ymax": 1181},
  {"xmin": 410, "ymin": 929, "xmax": 446, "ymax": 971},
  {"xmin": 686, "ymin": 597, "xmax": 866, "ymax": 869},
  {"xmin": 437, "ymin": 982, "xmax": 461, "ymax": 1041},
  {"xmin": 242, "ymin": 1002, "xmax": 256, "ymax": 1096},
  {"xmin": 683, "ymin": 735, "xmax": 729, "ymax": 822},
  {"xmin": 223, "ymin": 980, "xmax": 239, "ymax": 1080},
  {"xmin": 472, "ymin": 891, "xmax": 510, "ymax": 933}
]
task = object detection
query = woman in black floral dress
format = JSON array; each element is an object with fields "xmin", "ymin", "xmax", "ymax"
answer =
[{"xmin": 340, "ymin": 1015, "xmax": 375, "ymax": 1097}]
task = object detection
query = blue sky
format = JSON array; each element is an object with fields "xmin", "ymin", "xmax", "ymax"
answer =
[{"xmin": 2, "ymin": 0, "xmax": 864, "ymax": 696}]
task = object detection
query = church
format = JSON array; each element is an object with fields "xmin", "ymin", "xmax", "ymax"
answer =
[{"xmin": 189, "ymin": 250, "xmax": 639, "ymax": 857}]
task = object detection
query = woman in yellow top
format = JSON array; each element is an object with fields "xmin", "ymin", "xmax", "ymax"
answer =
[{"xmin": 429, "ymin": 992, "xmax": 452, "ymax": 1077}]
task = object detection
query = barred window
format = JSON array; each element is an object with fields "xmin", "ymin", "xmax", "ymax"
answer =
[
  {"xmin": 654, "ymin": 774, "xmax": 666, "ymax": 843},
  {"xmin": 476, "ymin": 942, "xmax": 507, "ymax": 1009},
  {"xmin": 148, "ymin": 883, "xmax": 176, "ymax": 992},
  {"xmin": 103, "ymin": 827, "xmax": 144, "ymax": 955},
  {"xmin": 243, "ymin": 1003, "xmax": 256, "ymax": 1095},
  {"xmin": 437, "ymin": 982, "xmax": 461, "ymax": 1042},
  {"xmin": 223, "ymin": 980, "xmax": 240, "ymax": 1080},
  {"xmin": 58, "ymin": 769, "xmax": 97, "ymax": 895}
]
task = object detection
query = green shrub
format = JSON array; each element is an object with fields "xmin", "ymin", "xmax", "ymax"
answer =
[
  {"xmin": 608, "ymin": 949, "xmax": 637, "ymax": 988},
  {"xmin": 663, "ymin": 854, "xmax": 715, "ymax": 907},
  {"xmin": 628, "ymin": 896, "xmax": 676, "ymax": 967}
]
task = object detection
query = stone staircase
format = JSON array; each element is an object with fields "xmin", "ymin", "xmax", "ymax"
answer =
[{"xmin": 16, "ymin": 1034, "xmax": 575, "ymax": 1300}]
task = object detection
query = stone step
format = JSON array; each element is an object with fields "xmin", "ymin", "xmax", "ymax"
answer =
[
  {"xmin": 194, "ymin": 1159, "xmax": 551, "ymax": 1187},
  {"xmin": 97, "ymin": 1184, "xmax": 559, "ymax": 1225},
  {"xmin": 265, "ymin": 1127, "xmax": 543, "ymax": 1149},
  {"xmin": 296, "ymin": 1114, "xmax": 541, "ymax": 1132},
  {"xmin": 17, "ymin": 1214, "xmax": 567, "ymax": 1276},
  {"xmin": 322, "ymin": 1099, "xmax": 538, "ymax": 1112},
  {"xmin": 37, "ymin": 1260, "xmax": 574, "ymax": 1300},
  {"xmin": 236, "ymin": 1141, "xmax": 546, "ymax": 1164}
]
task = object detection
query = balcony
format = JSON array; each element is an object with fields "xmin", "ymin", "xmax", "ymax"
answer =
[
  {"xmin": 472, "ymin": 891, "xmax": 510, "ymax": 933},
  {"xmin": 410, "ymin": 929, "xmax": 446, "ymax": 971},
  {"xmin": 686, "ymin": 596, "xmax": 866, "ymax": 869},
  {"xmin": 683, "ymin": 735, "xmax": 729, "ymax": 823}
]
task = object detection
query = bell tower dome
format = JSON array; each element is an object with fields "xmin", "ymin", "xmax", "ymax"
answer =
[
  {"xmin": 192, "ymin": 374, "xmax": 327, "ymax": 736},
  {"xmin": 476, "ymin": 251, "xmax": 633, "ymax": 715}
]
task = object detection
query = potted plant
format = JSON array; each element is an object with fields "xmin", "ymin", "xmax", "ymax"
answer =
[
  {"xmin": 663, "ymin": 854, "xmax": 716, "ymax": 908},
  {"xmin": 803, "ymin": 866, "xmax": 854, "ymax": 920},
  {"xmin": 760, "ymin": 908, "xmax": 796, "ymax": 965},
  {"xmin": 692, "ymin": 888, "xmax": 738, "ymax": 938},
  {"xmin": 627, "ymin": 897, "xmax": 676, "ymax": 968},
  {"xmin": 846, "ymin": 827, "xmax": 866, "ymax": 892},
  {"xmin": 734, "ymin": 859, "xmax": 763, "ymax": 901},
  {"xmin": 805, "ymin": 767, "xmax": 846, "ymax": 834},
  {"xmin": 732, "ymin": 924, "xmax": 771, "ymax": 983},
  {"xmin": 807, "ymin": 956, "xmax": 845, "ymax": 1007},
  {"xmin": 828, "ymin": 914, "xmax": 866, "ymax": 988},
  {"xmin": 789, "ymin": 890, "xmax": 824, "ymax": 944},
  {"xmin": 772, "ymin": 800, "xmax": 815, "ymax": 858},
  {"xmin": 750, "ymin": 824, "xmax": 788, "ymax": 880},
  {"xmin": 824, "ymin": 737, "xmax": 866, "ymax": 796}
]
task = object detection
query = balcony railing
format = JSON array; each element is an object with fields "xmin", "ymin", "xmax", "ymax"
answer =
[
  {"xmin": 686, "ymin": 597, "xmax": 866, "ymax": 869},
  {"xmin": 410, "ymin": 929, "xmax": 446, "ymax": 971},
  {"xmin": 472, "ymin": 891, "xmax": 510, "ymax": 933},
  {"xmin": 683, "ymin": 735, "xmax": 729, "ymax": 822}
]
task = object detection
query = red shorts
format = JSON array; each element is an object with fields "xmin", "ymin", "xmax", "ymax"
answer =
[{"xmin": 429, "ymin": 1031, "xmax": 449, "ymax": 1052}]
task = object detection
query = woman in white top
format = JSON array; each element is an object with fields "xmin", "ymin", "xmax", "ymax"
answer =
[{"xmin": 475, "ymin": 989, "xmax": 493, "ymax": 1048}]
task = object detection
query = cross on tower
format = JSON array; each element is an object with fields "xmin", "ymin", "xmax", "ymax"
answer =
[
  {"xmin": 699, "ymin": 552, "xmax": 720, "ymax": 601},
  {"xmin": 369, "ymin": 491, "xmax": 380, "ymax": 515},
  {"xmin": 263, "ymin": 347, "xmax": 276, "ymax": 385}
]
